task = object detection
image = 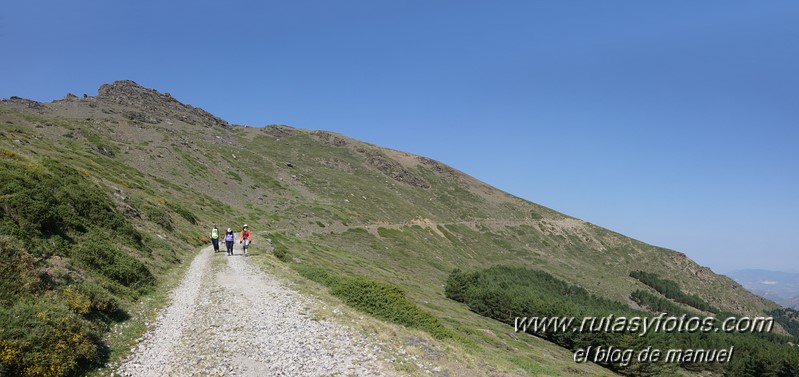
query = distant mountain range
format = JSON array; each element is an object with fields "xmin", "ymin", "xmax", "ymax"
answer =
[{"xmin": 729, "ymin": 269, "xmax": 799, "ymax": 309}]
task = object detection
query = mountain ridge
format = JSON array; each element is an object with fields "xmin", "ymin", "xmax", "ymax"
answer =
[
  {"xmin": 1, "ymin": 80, "xmax": 794, "ymax": 376},
  {"xmin": 0, "ymin": 80, "xmax": 779, "ymax": 315},
  {"xmin": 1, "ymin": 80, "xmax": 781, "ymax": 312}
]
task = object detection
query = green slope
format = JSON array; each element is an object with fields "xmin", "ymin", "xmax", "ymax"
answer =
[{"xmin": 1, "ymin": 81, "xmax": 794, "ymax": 376}]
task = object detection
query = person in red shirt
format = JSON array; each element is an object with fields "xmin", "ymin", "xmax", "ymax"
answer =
[{"xmin": 240, "ymin": 224, "xmax": 252, "ymax": 256}]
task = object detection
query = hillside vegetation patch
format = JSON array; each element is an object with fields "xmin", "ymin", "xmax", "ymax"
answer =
[
  {"xmin": 446, "ymin": 266, "xmax": 799, "ymax": 376},
  {"xmin": 293, "ymin": 265, "xmax": 451, "ymax": 339},
  {"xmin": 630, "ymin": 270, "xmax": 719, "ymax": 313},
  {"xmin": 0, "ymin": 152, "xmax": 159, "ymax": 376}
]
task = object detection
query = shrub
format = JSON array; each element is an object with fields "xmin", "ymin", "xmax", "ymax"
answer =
[
  {"xmin": 0, "ymin": 237, "xmax": 39, "ymax": 306},
  {"xmin": 292, "ymin": 264, "xmax": 451, "ymax": 339},
  {"xmin": 273, "ymin": 246, "xmax": 289, "ymax": 262},
  {"xmin": 0, "ymin": 151, "xmax": 148, "ymax": 375},
  {"xmin": 70, "ymin": 240, "xmax": 154, "ymax": 293},
  {"xmin": 0, "ymin": 156, "xmax": 144, "ymax": 250},
  {"xmin": 0, "ymin": 297, "xmax": 101, "ymax": 377},
  {"xmin": 330, "ymin": 276, "xmax": 451, "ymax": 339},
  {"xmin": 72, "ymin": 281, "xmax": 124, "ymax": 320},
  {"xmin": 143, "ymin": 206, "xmax": 172, "ymax": 231},
  {"xmin": 293, "ymin": 264, "xmax": 334, "ymax": 285},
  {"xmin": 61, "ymin": 287, "xmax": 91, "ymax": 316},
  {"xmin": 166, "ymin": 202, "xmax": 197, "ymax": 225}
]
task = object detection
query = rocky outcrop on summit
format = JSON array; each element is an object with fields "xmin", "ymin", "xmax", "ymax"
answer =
[
  {"xmin": 1, "ymin": 80, "xmax": 230, "ymax": 129},
  {"xmin": 311, "ymin": 130, "xmax": 349, "ymax": 147},
  {"xmin": 97, "ymin": 80, "xmax": 229, "ymax": 128},
  {"xmin": 0, "ymin": 96, "xmax": 47, "ymax": 112},
  {"xmin": 356, "ymin": 146, "xmax": 430, "ymax": 188},
  {"xmin": 418, "ymin": 156, "xmax": 463, "ymax": 181}
]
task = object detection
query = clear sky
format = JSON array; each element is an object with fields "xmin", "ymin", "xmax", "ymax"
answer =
[{"xmin": 2, "ymin": 1, "xmax": 797, "ymax": 274}]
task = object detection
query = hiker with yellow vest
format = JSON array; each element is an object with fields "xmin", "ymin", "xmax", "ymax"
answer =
[
  {"xmin": 240, "ymin": 224, "xmax": 252, "ymax": 256},
  {"xmin": 210, "ymin": 225, "xmax": 220, "ymax": 253}
]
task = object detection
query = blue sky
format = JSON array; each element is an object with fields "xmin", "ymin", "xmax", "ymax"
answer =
[{"xmin": 2, "ymin": 1, "xmax": 797, "ymax": 274}]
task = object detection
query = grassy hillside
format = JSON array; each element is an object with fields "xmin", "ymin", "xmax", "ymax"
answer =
[
  {"xmin": 0, "ymin": 139, "xmax": 201, "ymax": 375},
  {"xmin": 1, "ymin": 81, "xmax": 794, "ymax": 376}
]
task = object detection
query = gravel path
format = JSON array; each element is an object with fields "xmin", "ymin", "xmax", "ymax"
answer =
[{"xmin": 118, "ymin": 247, "xmax": 393, "ymax": 376}]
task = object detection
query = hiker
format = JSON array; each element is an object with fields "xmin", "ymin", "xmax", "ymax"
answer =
[
  {"xmin": 210, "ymin": 225, "xmax": 220, "ymax": 252},
  {"xmin": 240, "ymin": 224, "xmax": 252, "ymax": 256},
  {"xmin": 224, "ymin": 228, "xmax": 235, "ymax": 256}
]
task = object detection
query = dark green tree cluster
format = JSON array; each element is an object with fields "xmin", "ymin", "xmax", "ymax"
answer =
[
  {"xmin": 630, "ymin": 290, "xmax": 689, "ymax": 315},
  {"xmin": 446, "ymin": 266, "xmax": 799, "ymax": 377},
  {"xmin": 769, "ymin": 307, "xmax": 799, "ymax": 338},
  {"xmin": 630, "ymin": 271, "xmax": 719, "ymax": 313}
]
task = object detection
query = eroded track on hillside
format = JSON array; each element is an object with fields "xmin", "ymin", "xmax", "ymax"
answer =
[{"xmin": 265, "ymin": 216, "xmax": 591, "ymax": 243}]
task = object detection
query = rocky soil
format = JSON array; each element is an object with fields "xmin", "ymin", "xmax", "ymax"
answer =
[{"xmin": 117, "ymin": 247, "xmax": 394, "ymax": 376}]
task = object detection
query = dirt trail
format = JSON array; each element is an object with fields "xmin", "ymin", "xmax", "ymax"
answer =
[
  {"xmin": 117, "ymin": 246, "xmax": 393, "ymax": 376},
  {"xmin": 117, "ymin": 216, "xmax": 588, "ymax": 376}
]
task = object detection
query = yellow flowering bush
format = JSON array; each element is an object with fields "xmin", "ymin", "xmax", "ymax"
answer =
[{"xmin": 0, "ymin": 297, "xmax": 98, "ymax": 376}]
